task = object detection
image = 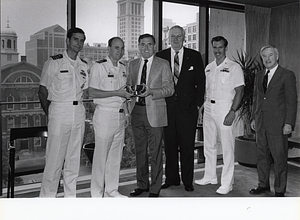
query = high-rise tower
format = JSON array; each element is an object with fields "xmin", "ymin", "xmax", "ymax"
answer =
[{"xmin": 117, "ymin": 0, "xmax": 145, "ymax": 60}]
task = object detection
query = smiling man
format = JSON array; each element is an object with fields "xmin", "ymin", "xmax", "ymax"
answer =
[
  {"xmin": 156, "ymin": 25, "xmax": 205, "ymax": 192},
  {"xmin": 249, "ymin": 45, "xmax": 297, "ymax": 197},
  {"xmin": 127, "ymin": 34, "xmax": 174, "ymax": 197},
  {"xmin": 38, "ymin": 27, "xmax": 88, "ymax": 197},
  {"xmin": 194, "ymin": 36, "xmax": 244, "ymax": 195},
  {"xmin": 89, "ymin": 37, "xmax": 132, "ymax": 198}
]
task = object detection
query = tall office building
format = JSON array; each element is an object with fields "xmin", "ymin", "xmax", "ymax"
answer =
[
  {"xmin": 117, "ymin": 0, "xmax": 145, "ymax": 60},
  {"xmin": 1, "ymin": 20, "xmax": 19, "ymax": 67},
  {"xmin": 25, "ymin": 24, "xmax": 66, "ymax": 69}
]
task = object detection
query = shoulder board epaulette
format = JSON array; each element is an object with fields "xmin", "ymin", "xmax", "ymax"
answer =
[
  {"xmin": 80, "ymin": 58, "xmax": 87, "ymax": 64},
  {"xmin": 50, "ymin": 54, "xmax": 63, "ymax": 60},
  {"xmin": 119, "ymin": 61, "xmax": 126, "ymax": 66},
  {"xmin": 96, "ymin": 59, "xmax": 107, "ymax": 64}
]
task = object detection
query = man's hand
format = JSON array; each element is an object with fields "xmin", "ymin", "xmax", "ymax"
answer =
[
  {"xmin": 138, "ymin": 85, "xmax": 153, "ymax": 97},
  {"xmin": 283, "ymin": 124, "xmax": 292, "ymax": 135},
  {"xmin": 118, "ymin": 85, "xmax": 133, "ymax": 99},
  {"xmin": 223, "ymin": 110, "xmax": 235, "ymax": 126}
]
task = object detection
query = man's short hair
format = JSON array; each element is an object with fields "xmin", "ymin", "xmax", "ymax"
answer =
[
  {"xmin": 138, "ymin": 34, "xmax": 156, "ymax": 44},
  {"xmin": 67, "ymin": 27, "xmax": 86, "ymax": 40},
  {"xmin": 108, "ymin": 37, "xmax": 124, "ymax": 47},
  {"xmin": 260, "ymin": 45, "xmax": 279, "ymax": 57},
  {"xmin": 169, "ymin": 25, "xmax": 185, "ymax": 36},
  {"xmin": 211, "ymin": 36, "xmax": 228, "ymax": 47}
]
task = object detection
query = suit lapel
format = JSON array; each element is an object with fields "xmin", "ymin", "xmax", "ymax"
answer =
[
  {"xmin": 181, "ymin": 47, "xmax": 190, "ymax": 74},
  {"xmin": 147, "ymin": 56, "xmax": 158, "ymax": 86},
  {"xmin": 266, "ymin": 66, "xmax": 282, "ymax": 94},
  {"xmin": 132, "ymin": 58, "xmax": 142, "ymax": 85}
]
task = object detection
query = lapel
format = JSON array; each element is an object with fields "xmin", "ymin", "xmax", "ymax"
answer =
[
  {"xmin": 147, "ymin": 56, "xmax": 159, "ymax": 86},
  {"xmin": 181, "ymin": 47, "xmax": 190, "ymax": 74},
  {"xmin": 267, "ymin": 66, "xmax": 282, "ymax": 90},
  {"xmin": 132, "ymin": 58, "xmax": 142, "ymax": 85}
]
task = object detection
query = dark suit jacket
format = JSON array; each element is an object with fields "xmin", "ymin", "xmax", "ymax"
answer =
[
  {"xmin": 156, "ymin": 47, "xmax": 205, "ymax": 115},
  {"xmin": 252, "ymin": 65, "xmax": 297, "ymax": 134},
  {"xmin": 127, "ymin": 55, "xmax": 174, "ymax": 127}
]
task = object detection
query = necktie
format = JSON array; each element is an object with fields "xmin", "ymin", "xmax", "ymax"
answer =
[
  {"xmin": 174, "ymin": 51, "xmax": 179, "ymax": 84},
  {"xmin": 139, "ymin": 59, "xmax": 148, "ymax": 105},
  {"xmin": 263, "ymin": 70, "xmax": 269, "ymax": 93}
]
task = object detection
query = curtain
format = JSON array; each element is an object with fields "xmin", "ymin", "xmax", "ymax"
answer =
[{"xmin": 245, "ymin": 5, "xmax": 271, "ymax": 59}]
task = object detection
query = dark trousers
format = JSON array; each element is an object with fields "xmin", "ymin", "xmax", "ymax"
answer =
[
  {"xmin": 256, "ymin": 112, "xmax": 289, "ymax": 193},
  {"xmin": 131, "ymin": 105, "xmax": 163, "ymax": 194},
  {"xmin": 163, "ymin": 104, "xmax": 198, "ymax": 187}
]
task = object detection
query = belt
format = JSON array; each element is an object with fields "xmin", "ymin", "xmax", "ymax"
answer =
[
  {"xmin": 51, "ymin": 101, "xmax": 82, "ymax": 105},
  {"xmin": 206, "ymin": 98, "xmax": 232, "ymax": 104},
  {"xmin": 135, "ymin": 101, "xmax": 146, "ymax": 106},
  {"xmin": 96, "ymin": 106, "xmax": 124, "ymax": 113}
]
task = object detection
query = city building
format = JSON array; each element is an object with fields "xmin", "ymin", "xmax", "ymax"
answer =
[
  {"xmin": 117, "ymin": 0, "xmax": 145, "ymax": 60},
  {"xmin": 1, "ymin": 20, "xmax": 19, "ymax": 67},
  {"xmin": 79, "ymin": 43, "xmax": 108, "ymax": 63},
  {"xmin": 25, "ymin": 24, "xmax": 66, "ymax": 69}
]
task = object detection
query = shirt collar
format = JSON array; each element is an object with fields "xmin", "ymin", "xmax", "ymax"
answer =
[
  {"xmin": 266, "ymin": 64, "xmax": 278, "ymax": 74},
  {"xmin": 171, "ymin": 47, "xmax": 183, "ymax": 56}
]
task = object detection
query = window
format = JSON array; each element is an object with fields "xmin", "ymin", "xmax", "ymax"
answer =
[
  {"xmin": 34, "ymin": 94, "xmax": 41, "ymax": 109},
  {"xmin": 20, "ymin": 94, "xmax": 28, "ymax": 109},
  {"xmin": 7, "ymin": 39, "xmax": 11, "ymax": 48},
  {"xmin": 34, "ymin": 115, "xmax": 41, "ymax": 126},
  {"xmin": 15, "ymin": 76, "xmax": 33, "ymax": 83},
  {"xmin": 7, "ymin": 95, "xmax": 14, "ymax": 110},
  {"xmin": 34, "ymin": 137, "xmax": 41, "ymax": 147},
  {"xmin": 7, "ymin": 117, "xmax": 14, "ymax": 131},
  {"xmin": 21, "ymin": 116, "xmax": 28, "ymax": 127},
  {"xmin": 2, "ymin": 39, "xmax": 4, "ymax": 48}
]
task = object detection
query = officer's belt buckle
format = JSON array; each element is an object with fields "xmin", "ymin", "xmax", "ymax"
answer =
[
  {"xmin": 73, "ymin": 101, "xmax": 78, "ymax": 105},
  {"xmin": 210, "ymin": 100, "xmax": 216, "ymax": 104},
  {"xmin": 119, "ymin": 109, "xmax": 124, "ymax": 113}
]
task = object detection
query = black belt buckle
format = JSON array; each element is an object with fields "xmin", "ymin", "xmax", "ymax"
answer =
[
  {"xmin": 73, "ymin": 101, "xmax": 78, "ymax": 105},
  {"xmin": 119, "ymin": 109, "xmax": 124, "ymax": 113},
  {"xmin": 211, "ymin": 100, "xmax": 215, "ymax": 104}
]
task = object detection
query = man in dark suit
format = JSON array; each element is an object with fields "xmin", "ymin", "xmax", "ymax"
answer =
[
  {"xmin": 127, "ymin": 34, "xmax": 174, "ymax": 197},
  {"xmin": 250, "ymin": 45, "xmax": 297, "ymax": 197},
  {"xmin": 156, "ymin": 25, "xmax": 205, "ymax": 191}
]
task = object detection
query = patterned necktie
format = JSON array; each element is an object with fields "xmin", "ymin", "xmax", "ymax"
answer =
[
  {"xmin": 174, "ymin": 51, "xmax": 179, "ymax": 84},
  {"xmin": 139, "ymin": 59, "xmax": 148, "ymax": 105},
  {"xmin": 263, "ymin": 70, "xmax": 270, "ymax": 93}
]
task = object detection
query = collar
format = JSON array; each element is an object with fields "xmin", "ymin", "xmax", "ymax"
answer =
[
  {"xmin": 266, "ymin": 64, "xmax": 278, "ymax": 74},
  {"xmin": 142, "ymin": 55, "xmax": 154, "ymax": 63},
  {"xmin": 171, "ymin": 47, "xmax": 183, "ymax": 56}
]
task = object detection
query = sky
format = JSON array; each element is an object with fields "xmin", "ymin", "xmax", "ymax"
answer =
[{"xmin": 1, "ymin": 0, "xmax": 198, "ymax": 58}]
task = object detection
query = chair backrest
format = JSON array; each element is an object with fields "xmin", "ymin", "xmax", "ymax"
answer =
[{"xmin": 10, "ymin": 126, "xmax": 48, "ymax": 147}]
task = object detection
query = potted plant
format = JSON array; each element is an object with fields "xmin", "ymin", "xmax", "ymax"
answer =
[{"xmin": 234, "ymin": 50, "xmax": 263, "ymax": 167}]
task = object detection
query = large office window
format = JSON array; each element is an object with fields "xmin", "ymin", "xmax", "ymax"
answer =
[
  {"xmin": 162, "ymin": 2, "xmax": 199, "ymax": 50},
  {"xmin": 77, "ymin": 0, "xmax": 152, "ymax": 61}
]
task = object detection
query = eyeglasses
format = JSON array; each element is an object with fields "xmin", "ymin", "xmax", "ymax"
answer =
[{"xmin": 171, "ymin": 35, "xmax": 183, "ymax": 40}]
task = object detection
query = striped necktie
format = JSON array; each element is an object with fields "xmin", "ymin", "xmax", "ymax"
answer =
[
  {"xmin": 174, "ymin": 51, "xmax": 179, "ymax": 84},
  {"xmin": 138, "ymin": 59, "xmax": 148, "ymax": 105}
]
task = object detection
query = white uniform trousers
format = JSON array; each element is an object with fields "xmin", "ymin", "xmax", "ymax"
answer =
[
  {"xmin": 40, "ymin": 102, "xmax": 85, "ymax": 198},
  {"xmin": 203, "ymin": 100, "xmax": 235, "ymax": 188},
  {"xmin": 91, "ymin": 107, "xmax": 125, "ymax": 197}
]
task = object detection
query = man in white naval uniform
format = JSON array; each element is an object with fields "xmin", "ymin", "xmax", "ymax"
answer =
[
  {"xmin": 89, "ymin": 37, "xmax": 132, "ymax": 198},
  {"xmin": 38, "ymin": 27, "xmax": 88, "ymax": 197},
  {"xmin": 194, "ymin": 36, "xmax": 244, "ymax": 195}
]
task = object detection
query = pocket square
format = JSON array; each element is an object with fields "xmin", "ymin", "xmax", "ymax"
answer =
[{"xmin": 188, "ymin": 66, "xmax": 194, "ymax": 71}]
